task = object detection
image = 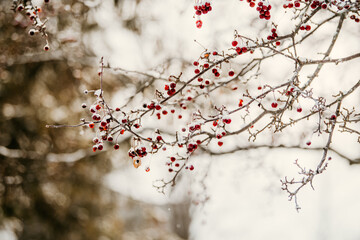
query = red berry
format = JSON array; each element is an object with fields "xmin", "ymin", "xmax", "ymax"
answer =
[
  {"xmin": 271, "ymin": 102, "xmax": 278, "ymax": 108},
  {"xmin": 228, "ymin": 70, "xmax": 235, "ymax": 77},
  {"xmin": 297, "ymin": 107, "xmax": 302, "ymax": 113},
  {"xmin": 236, "ymin": 47, "xmax": 242, "ymax": 55},
  {"xmin": 89, "ymin": 123, "xmax": 95, "ymax": 128},
  {"xmin": 189, "ymin": 165, "xmax": 194, "ymax": 171},
  {"xmin": 193, "ymin": 61, "xmax": 199, "ymax": 66},
  {"xmin": 218, "ymin": 141, "xmax": 223, "ymax": 146},
  {"xmin": 305, "ymin": 25, "xmax": 311, "ymax": 31},
  {"xmin": 306, "ymin": 141, "xmax": 311, "ymax": 146},
  {"xmin": 204, "ymin": 63, "xmax": 209, "ymax": 68},
  {"xmin": 232, "ymin": 41, "xmax": 238, "ymax": 47},
  {"xmin": 196, "ymin": 20, "xmax": 202, "ymax": 28},
  {"xmin": 170, "ymin": 157, "xmax": 176, "ymax": 162},
  {"xmin": 114, "ymin": 144, "xmax": 120, "ymax": 150}
]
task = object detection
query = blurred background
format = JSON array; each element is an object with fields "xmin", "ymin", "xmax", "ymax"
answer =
[{"xmin": 0, "ymin": 0, "xmax": 359, "ymax": 240}]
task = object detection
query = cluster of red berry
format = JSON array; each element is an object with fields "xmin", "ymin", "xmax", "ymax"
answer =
[
  {"xmin": 240, "ymin": 0, "xmax": 272, "ymax": 20},
  {"xmin": 231, "ymin": 37, "xmax": 250, "ymax": 56},
  {"xmin": 83, "ymin": 90, "xmax": 119, "ymax": 152},
  {"xmin": 350, "ymin": 14, "xmax": 360, "ymax": 23},
  {"xmin": 12, "ymin": 0, "xmax": 50, "ymax": 51},
  {"xmin": 267, "ymin": 27, "xmax": 281, "ymax": 46},
  {"xmin": 194, "ymin": 0, "xmax": 213, "ymax": 28},
  {"xmin": 300, "ymin": 25, "xmax": 311, "ymax": 31},
  {"xmin": 128, "ymin": 146, "xmax": 148, "ymax": 158},
  {"xmin": 164, "ymin": 82, "xmax": 177, "ymax": 96},
  {"xmin": 284, "ymin": 0, "xmax": 360, "ymax": 14},
  {"xmin": 310, "ymin": 0, "xmax": 327, "ymax": 9},
  {"xmin": 283, "ymin": 1, "xmax": 301, "ymax": 8},
  {"xmin": 256, "ymin": 1, "xmax": 272, "ymax": 20}
]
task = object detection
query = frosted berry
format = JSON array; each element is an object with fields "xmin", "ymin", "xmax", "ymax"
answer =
[
  {"xmin": 44, "ymin": 44, "xmax": 50, "ymax": 51},
  {"xmin": 28, "ymin": 29, "xmax": 36, "ymax": 36}
]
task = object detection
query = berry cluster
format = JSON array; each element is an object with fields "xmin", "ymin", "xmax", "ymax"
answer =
[
  {"xmin": 283, "ymin": 0, "xmax": 360, "ymax": 14},
  {"xmin": 349, "ymin": 14, "xmax": 360, "ymax": 23},
  {"xmin": 267, "ymin": 27, "xmax": 281, "ymax": 46},
  {"xmin": 256, "ymin": 0, "xmax": 272, "ymax": 20},
  {"xmin": 240, "ymin": 0, "xmax": 272, "ymax": 20},
  {"xmin": 300, "ymin": 25, "xmax": 311, "ymax": 31},
  {"xmin": 194, "ymin": 0, "xmax": 213, "ymax": 28},
  {"xmin": 83, "ymin": 89, "xmax": 121, "ymax": 152},
  {"xmin": 128, "ymin": 144, "xmax": 148, "ymax": 168},
  {"xmin": 11, "ymin": 0, "xmax": 50, "ymax": 51},
  {"xmin": 231, "ymin": 36, "xmax": 249, "ymax": 56},
  {"xmin": 164, "ymin": 82, "xmax": 177, "ymax": 96}
]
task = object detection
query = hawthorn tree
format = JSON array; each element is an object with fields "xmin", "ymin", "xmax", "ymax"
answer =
[{"xmin": 12, "ymin": 0, "xmax": 360, "ymax": 214}]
